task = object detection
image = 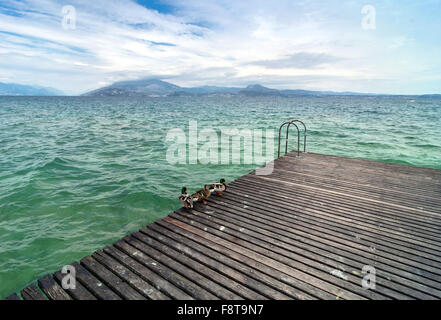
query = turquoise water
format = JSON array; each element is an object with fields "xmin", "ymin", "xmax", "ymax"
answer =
[{"xmin": 0, "ymin": 96, "xmax": 440, "ymax": 298}]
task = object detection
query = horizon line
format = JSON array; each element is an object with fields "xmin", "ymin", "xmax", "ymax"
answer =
[{"xmin": 2, "ymin": 79, "xmax": 440, "ymax": 97}]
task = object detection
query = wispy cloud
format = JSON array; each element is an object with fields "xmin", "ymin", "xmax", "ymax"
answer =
[
  {"xmin": 0, "ymin": 0, "xmax": 440, "ymax": 94},
  {"xmin": 247, "ymin": 52, "xmax": 342, "ymax": 69}
]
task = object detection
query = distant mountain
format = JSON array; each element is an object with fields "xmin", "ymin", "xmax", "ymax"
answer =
[
  {"xmin": 83, "ymin": 79, "xmax": 243, "ymax": 97},
  {"xmin": 82, "ymin": 78, "xmax": 388, "ymax": 97},
  {"xmin": 239, "ymin": 84, "xmax": 282, "ymax": 96},
  {"xmin": 0, "ymin": 82, "xmax": 63, "ymax": 96},
  {"xmin": 419, "ymin": 94, "xmax": 441, "ymax": 97},
  {"xmin": 83, "ymin": 79, "xmax": 181, "ymax": 97},
  {"xmin": 82, "ymin": 87, "xmax": 137, "ymax": 97}
]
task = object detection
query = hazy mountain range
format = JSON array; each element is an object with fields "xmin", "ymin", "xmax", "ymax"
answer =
[
  {"xmin": 82, "ymin": 79, "xmax": 380, "ymax": 97},
  {"xmin": 0, "ymin": 82, "xmax": 64, "ymax": 96},
  {"xmin": 1, "ymin": 79, "xmax": 440, "ymax": 97}
]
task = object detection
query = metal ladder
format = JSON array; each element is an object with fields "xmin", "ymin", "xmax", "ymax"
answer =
[{"xmin": 277, "ymin": 120, "xmax": 307, "ymax": 158}]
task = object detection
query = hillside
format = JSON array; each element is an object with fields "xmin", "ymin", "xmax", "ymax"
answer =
[
  {"xmin": 0, "ymin": 82, "xmax": 63, "ymax": 96},
  {"xmin": 82, "ymin": 78, "xmax": 386, "ymax": 97}
]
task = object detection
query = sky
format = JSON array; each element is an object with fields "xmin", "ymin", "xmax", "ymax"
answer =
[{"xmin": 0, "ymin": 0, "xmax": 440, "ymax": 95}]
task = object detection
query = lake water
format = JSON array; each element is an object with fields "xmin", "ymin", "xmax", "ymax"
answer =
[{"xmin": 0, "ymin": 95, "xmax": 440, "ymax": 298}]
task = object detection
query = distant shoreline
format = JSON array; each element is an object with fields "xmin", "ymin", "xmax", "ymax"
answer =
[
  {"xmin": 2, "ymin": 79, "xmax": 440, "ymax": 98},
  {"xmin": 1, "ymin": 94, "xmax": 440, "ymax": 98}
]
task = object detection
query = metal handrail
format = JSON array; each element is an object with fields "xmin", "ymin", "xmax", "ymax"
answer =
[
  {"xmin": 287, "ymin": 120, "xmax": 307, "ymax": 153},
  {"xmin": 278, "ymin": 121, "xmax": 300, "ymax": 158},
  {"xmin": 277, "ymin": 120, "xmax": 307, "ymax": 158}
]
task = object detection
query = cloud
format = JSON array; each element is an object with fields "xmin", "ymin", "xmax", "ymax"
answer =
[
  {"xmin": 0, "ymin": 0, "xmax": 440, "ymax": 94},
  {"xmin": 248, "ymin": 52, "xmax": 342, "ymax": 69}
]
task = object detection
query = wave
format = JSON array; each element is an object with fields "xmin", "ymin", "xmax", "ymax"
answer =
[
  {"xmin": 356, "ymin": 141, "xmax": 394, "ymax": 149},
  {"xmin": 378, "ymin": 158, "xmax": 414, "ymax": 166},
  {"xmin": 412, "ymin": 144, "xmax": 441, "ymax": 150}
]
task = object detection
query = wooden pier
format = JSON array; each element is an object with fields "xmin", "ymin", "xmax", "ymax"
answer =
[{"xmin": 4, "ymin": 152, "xmax": 441, "ymax": 300}]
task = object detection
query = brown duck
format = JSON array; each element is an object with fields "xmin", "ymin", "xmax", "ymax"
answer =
[{"xmin": 191, "ymin": 185, "xmax": 212, "ymax": 205}]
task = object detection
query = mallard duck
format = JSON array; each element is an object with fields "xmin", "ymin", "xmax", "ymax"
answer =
[
  {"xmin": 191, "ymin": 184, "xmax": 211, "ymax": 205},
  {"xmin": 179, "ymin": 187, "xmax": 194, "ymax": 209},
  {"xmin": 209, "ymin": 178, "xmax": 227, "ymax": 196}
]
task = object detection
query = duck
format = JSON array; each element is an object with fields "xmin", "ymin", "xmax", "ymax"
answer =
[
  {"xmin": 179, "ymin": 187, "xmax": 194, "ymax": 209},
  {"xmin": 209, "ymin": 178, "xmax": 227, "ymax": 196},
  {"xmin": 191, "ymin": 184, "xmax": 212, "ymax": 205}
]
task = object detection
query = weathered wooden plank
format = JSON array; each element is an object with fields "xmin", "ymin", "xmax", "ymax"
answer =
[
  {"xmin": 235, "ymin": 176, "xmax": 441, "ymax": 237},
  {"xmin": 187, "ymin": 203, "xmax": 436, "ymax": 299},
  {"xmin": 146, "ymin": 224, "xmax": 302, "ymax": 300},
  {"xmin": 229, "ymin": 179, "xmax": 441, "ymax": 241},
  {"xmin": 102, "ymin": 245, "xmax": 193, "ymax": 300},
  {"xmin": 208, "ymin": 194, "xmax": 437, "ymax": 277},
  {"xmin": 269, "ymin": 170, "xmax": 441, "ymax": 213},
  {"xmin": 272, "ymin": 166, "xmax": 441, "ymax": 205},
  {"xmin": 92, "ymin": 250, "xmax": 170, "ymax": 300},
  {"xmin": 115, "ymin": 238, "xmax": 218, "ymax": 300},
  {"xmin": 277, "ymin": 157, "xmax": 440, "ymax": 199},
  {"xmin": 37, "ymin": 274, "xmax": 71, "ymax": 300},
  {"xmin": 163, "ymin": 216, "xmax": 362, "ymax": 300},
  {"xmin": 129, "ymin": 232, "xmax": 245, "ymax": 300},
  {"xmin": 239, "ymin": 174, "xmax": 441, "ymax": 226},
  {"xmin": 70, "ymin": 261, "xmax": 121, "ymax": 300},
  {"xmin": 227, "ymin": 181, "xmax": 441, "ymax": 263},
  {"xmin": 248, "ymin": 174, "xmax": 439, "ymax": 218},
  {"xmin": 279, "ymin": 157, "xmax": 441, "ymax": 193},
  {"xmin": 206, "ymin": 192, "xmax": 441, "ymax": 291},
  {"xmin": 53, "ymin": 270, "xmax": 97, "ymax": 300},
  {"xmin": 20, "ymin": 283, "xmax": 46, "ymax": 300},
  {"xmin": 137, "ymin": 228, "xmax": 270, "ymax": 300},
  {"xmin": 226, "ymin": 181, "xmax": 441, "ymax": 268},
  {"xmin": 80, "ymin": 256, "xmax": 146, "ymax": 300},
  {"xmin": 171, "ymin": 211, "xmax": 376, "ymax": 300},
  {"xmin": 286, "ymin": 152, "xmax": 441, "ymax": 178},
  {"xmin": 187, "ymin": 204, "xmax": 391, "ymax": 294},
  {"xmin": 282, "ymin": 153, "xmax": 441, "ymax": 195},
  {"xmin": 273, "ymin": 155, "xmax": 441, "ymax": 192},
  {"xmin": 230, "ymin": 185, "xmax": 441, "ymax": 257},
  {"xmin": 231, "ymin": 192, "xmax": 441, "ymax": 273},
  {"xmin": 4, "ymin": 293, "xmax": 21, "ymax": 300}
]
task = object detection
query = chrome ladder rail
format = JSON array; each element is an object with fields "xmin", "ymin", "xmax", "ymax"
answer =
[
  {"xmin": 288, "ymin": 120, "xmax": 307, "ymax": 153},
  {"xmin": 277, "ymin": 120, "xmax": 307, "ymax": 158}
]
